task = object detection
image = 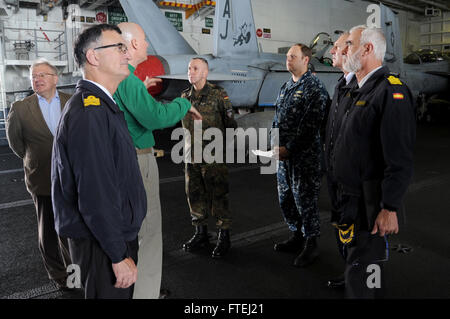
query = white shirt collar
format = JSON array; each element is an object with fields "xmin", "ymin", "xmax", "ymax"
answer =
[
  {"xmin": 36, "ymin": 90, "xmax": 59, "ymax": 103},
  {"xmin": 345, "ymin": 72, "xmax": 355, "ymax": 85},
  {"xmin": 358, "ymin": 66, "xmax": 383, "ymax": 88},
  {"xmin": 84, "ymin": 79, "xmax": 115, "ymax": 103}
]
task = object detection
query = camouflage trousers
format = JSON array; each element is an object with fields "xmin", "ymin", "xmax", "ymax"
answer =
[
  {"xmin": 277, "ymin": 158, "xmax": 321, "ymax": 238},
  {"xmin": 185, "ymin": 163, "xmax": 232, "ymax": 229}
]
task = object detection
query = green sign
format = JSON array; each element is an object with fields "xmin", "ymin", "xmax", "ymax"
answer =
[
  {"xmin": 205, "ymin": 17, "xmax": 213, "ymax": 28},
  {"xmin": 108, "ymin": 6, "xmax": 128, "ymax": 25},
  {"xmin": 165, "ymin": 11, "xmax": 183, "ymax": 32}
]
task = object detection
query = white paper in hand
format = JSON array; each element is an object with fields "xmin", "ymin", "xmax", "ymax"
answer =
[{"xmin": 251, "ymin": 149, "xmax": 276, "ymax": 159}]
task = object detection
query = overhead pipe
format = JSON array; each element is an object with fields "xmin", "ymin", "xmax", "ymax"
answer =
[
  {"xmin": 417, "ymin": 0, "xmax": 450, "ymax": 12},
  {"xmin": 366, "ymin": 0, "xmax": 424, "ymax": 14}
]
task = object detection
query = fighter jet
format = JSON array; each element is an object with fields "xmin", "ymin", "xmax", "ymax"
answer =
[
  {"xmin": 119, "ymin": 0, "xmax": 449, "ymax": 140},
  {"xmin": 374, "ymin": 3, "xmax": 449, "ymax": 120},
  {"xmin": 118, "ymin": 0, "xmax": 342, "ymax": 136}
]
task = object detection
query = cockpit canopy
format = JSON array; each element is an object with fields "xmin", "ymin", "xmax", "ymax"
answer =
[{"xmin": 404, "ymin": 49, "xmax": 450, "ymax": 64}]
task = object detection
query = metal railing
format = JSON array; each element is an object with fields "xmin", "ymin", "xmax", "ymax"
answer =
[{"xmin": 1, "ymin": 25, "xmax": 67, "ymax": 62}]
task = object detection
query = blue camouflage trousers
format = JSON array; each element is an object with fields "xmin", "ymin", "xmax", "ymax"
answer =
[{"xmin": 277, "ymin": 158, "xmax": 321, "ymax": 238}]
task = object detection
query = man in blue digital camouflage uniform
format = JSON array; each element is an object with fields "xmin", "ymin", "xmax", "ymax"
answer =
[{"xmin": 272, "ymin": 43, "xmax": 330, "ymax": 267}]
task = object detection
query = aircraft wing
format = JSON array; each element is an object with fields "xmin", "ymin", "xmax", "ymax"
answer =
[
  {"xmin": 267, "ymin": 64, "xmax": 287, "ymax": 72},
  {"xmin": 157, "ymin": 73, "xmax": 259, "ymax": 81},
  {"xmin": 425, "ymin": 71, "xmax": 450, "ymax": 78}
]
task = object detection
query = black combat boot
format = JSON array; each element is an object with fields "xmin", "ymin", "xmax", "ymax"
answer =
[
  {"xmin": 183, "ymin": 225, "xmax": 209, "ymax": 252},
  {"xmin": 274, "ymin": 230, "xmax": 304, "ymax": 253},
  {"xmin": 211, "ymin": 229, "xmax": 231, "ymax": 258},
  {"xmin": 293, "ymin": 236, "xmax": 319, "ymax": 267}
]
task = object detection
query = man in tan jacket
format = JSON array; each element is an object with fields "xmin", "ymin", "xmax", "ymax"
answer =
[{"xmin": 6, "ymin": 59, "xmax": 72, "ymax": 289}]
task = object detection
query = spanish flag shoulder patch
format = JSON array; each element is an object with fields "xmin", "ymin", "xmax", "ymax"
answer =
[
  {"xmin": 83, "ymin": 95, "xmax": 100, "ymax": 107},
  {"xmin": 393, "ymin": 93, "xmax": 404, "ymax": 100}
]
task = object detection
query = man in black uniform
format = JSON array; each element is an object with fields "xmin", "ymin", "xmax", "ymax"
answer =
[
  {"xmin": 325, "ymin": 31, "xmax": 357, "ymax": 289},
  {"xmin": 325, "ymin": 25, "xmax": 416, "ymax": 298},
  {"xmin": 51, "ymin": 24, "xmax": 147, "ymax": 299}
]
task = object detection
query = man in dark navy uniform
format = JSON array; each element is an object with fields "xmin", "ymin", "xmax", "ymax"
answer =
[
  {"xmin": 324, "ymin": 31, "xmax": 357, "ymax": 289},
  {"xmin": 51, "ymin": 24, "xmax": 147, "ymax": 299},
  {"xmin": 326, "ymin": 25, "xmax": 416, "ymax": 298}
]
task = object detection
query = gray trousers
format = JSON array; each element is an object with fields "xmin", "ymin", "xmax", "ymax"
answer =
[
  {"xmin": 31, "ymin": 194, "xmax": 71, "ymax": 282},
  {"xmin": 133, "ymin": 151, "xmax": 162, "ymax": 299}
]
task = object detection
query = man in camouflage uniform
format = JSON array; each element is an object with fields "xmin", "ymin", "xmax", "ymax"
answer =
[
  {"xmin": 272, "ymin": 43, "xmax": 329, "ymax": 267},
  {"xmin": 181, "ymin": 57, "xmax": 237, "ymax": 258}
]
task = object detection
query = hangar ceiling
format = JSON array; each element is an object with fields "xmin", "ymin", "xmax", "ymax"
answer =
[
  {"xmin": 75, "ymin": 0, "xmax": 450, "ymax": 15},
  {"xmin": 8, "ymin": 0, "xmax": 450, "ymax": 16},
  {"xmin": 364, "ymin": 0, "xmax": 450, "ymax": 15}
]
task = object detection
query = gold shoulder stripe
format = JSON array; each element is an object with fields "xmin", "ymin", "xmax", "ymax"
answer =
[
  {"xmin": 83, "ymin": 95, "xmax": 100, "ymax": 107},
  {"xmin": 387, "ymin": 75, "xmax": 403, "ymax": 85}
]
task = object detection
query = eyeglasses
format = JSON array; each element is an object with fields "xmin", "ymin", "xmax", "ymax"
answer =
[
  {"xmin": 93, "ymin": 42, "xmax": 128, "ymax": 54},
  {"xmin": 31, "ymin": 73, "xmax": 56, "ymax": 80}
]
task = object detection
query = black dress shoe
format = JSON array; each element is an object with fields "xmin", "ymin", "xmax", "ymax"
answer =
[
  {"xmin": 327, "ymin": 274, "xmax": 345, "ymax": 289},
  {"xmin": 53, "ymin": 278, "xmax": 80, "ymax": 292},
  {"xmin": 53, "ymin": 278, "xmax": 68, "ymax": 290},
  {"xmin": 159, "ymin": 288, "xmax": 171, "ymax": 299}
]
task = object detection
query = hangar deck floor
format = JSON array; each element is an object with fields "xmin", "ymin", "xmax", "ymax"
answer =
[{"xmin": 0, "ymin": 121, "xmax": 449, "ymax": 301}]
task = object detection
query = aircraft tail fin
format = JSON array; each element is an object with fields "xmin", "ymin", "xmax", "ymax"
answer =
[
  {"xmin": 213, "ymin": 0, "xmax": 259, "ymax": 57},
  {"xmin": 119, "ymin": 0, "xmax": 196, "ymax": 55},
  {"xmin": 378, "ymin": 3, "xmax": 404, "ymax": 75}
]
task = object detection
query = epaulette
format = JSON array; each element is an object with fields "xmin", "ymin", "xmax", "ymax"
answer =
[
  {"xmin": 83, "ymin": 94, "xmax": 101, "ymax": 107},
  {"xmin": 386, "ymin": 74, "xmax": 403, "ymax": 85}
]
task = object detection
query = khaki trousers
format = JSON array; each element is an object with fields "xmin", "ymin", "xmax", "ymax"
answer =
[{"xmin": 133, "ymin": 150, "xmax": 162, "ymax": 299}]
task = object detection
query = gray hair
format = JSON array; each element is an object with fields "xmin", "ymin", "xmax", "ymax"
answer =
[
  {"xmin": 350, "ymin": 25, "xmax": 386, "ymax": 61},
  {"xmin": 30, "ymin": 58, "xmax": 58, "ymax": 75}
]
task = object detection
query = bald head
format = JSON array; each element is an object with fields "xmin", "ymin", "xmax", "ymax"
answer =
[
  {"xmin": 117, "ymin": 22, "xmax": 149, "ymax": 66},
  {"xmin": 118, "ymin": 22, "xmax": 143, "ymax": 42}
]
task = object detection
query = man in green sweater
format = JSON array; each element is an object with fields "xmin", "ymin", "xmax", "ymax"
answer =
[{"xmin": 113, "ymin": 22, "xmax": 202, "ymax": 299}]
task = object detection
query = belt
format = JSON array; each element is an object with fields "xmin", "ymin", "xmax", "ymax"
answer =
[
  {"xmin": 136, "ymin": 147, "xmax": 153, "ymax": 155},
  {"xmin": 135, "ymin": 147, "xmax": 165, "ymax": 158}
]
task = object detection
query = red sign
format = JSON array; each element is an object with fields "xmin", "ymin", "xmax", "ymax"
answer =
[
  {"xmin": 256, "ymin": 28, "xmax": 263, "ymax": 37},
  {"xmin": 96, "ymin": 12, "xmax": 107, "ymax": 23}
]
